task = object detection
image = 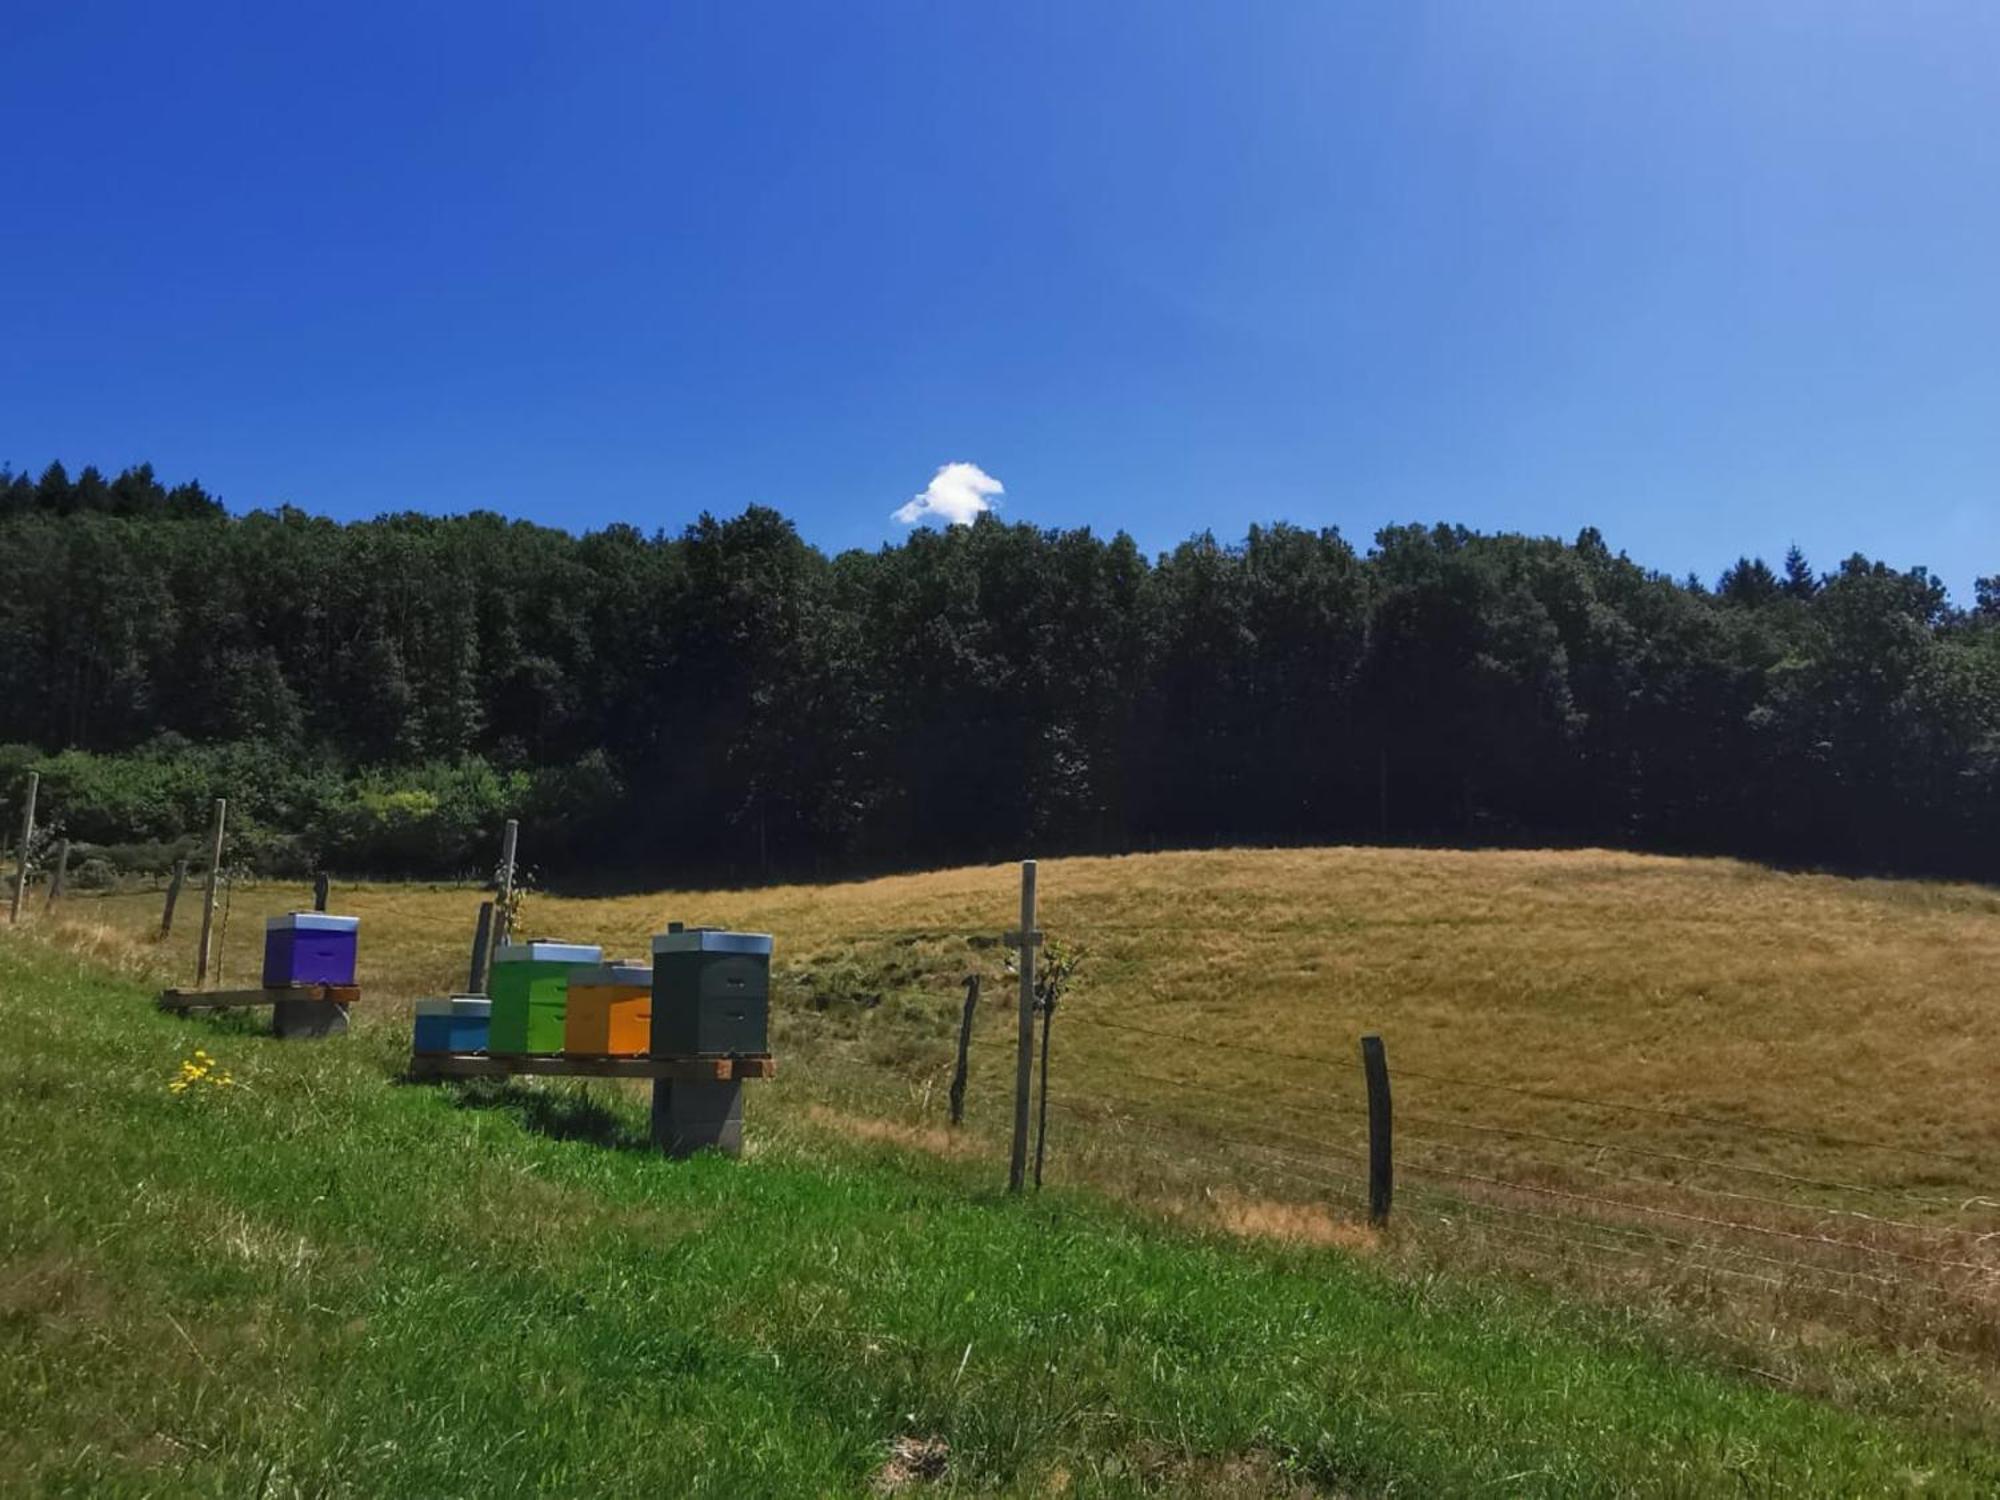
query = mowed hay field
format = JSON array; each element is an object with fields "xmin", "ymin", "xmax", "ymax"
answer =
[{"xmin": 36, "ymin": 845, "xmax": 2000, "ymax": 1423}]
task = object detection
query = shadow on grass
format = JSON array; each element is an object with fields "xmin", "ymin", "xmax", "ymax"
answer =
[
  {"xmin": 168, "ymin": 1007, "xmax": 274, "ymax": 1039},
  {"xmin": 438, "ymin": 1076, "xmax": 654, "ymax": 1152}
]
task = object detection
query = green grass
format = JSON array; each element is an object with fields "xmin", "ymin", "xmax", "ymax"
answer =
[{"xmin": 4, "ymin": 934, "xmax": 1996, "ymax": 1497}]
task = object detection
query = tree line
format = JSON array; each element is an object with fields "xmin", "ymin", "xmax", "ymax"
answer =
[{"xmin": 2, "ymin": 461, "xmax": 1995, "ymax": 883}]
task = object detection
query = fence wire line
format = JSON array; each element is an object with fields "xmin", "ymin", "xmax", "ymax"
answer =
[
  {"xmin": 1400, "ymin": 1158, "xmax": 2000, "ymax": 1279},
  {"xmin": 1084, "ymin": 1049, "xmax": 1989, "ymax": 1232},
  {"xmin": 1051, "ymin": 1101, "xmax": 1941, "ymax": 1310},
  {"xmin": 1064, "ymin": 1016, "xmax": 1984, "ymax": 1184},
  {"xmin": 1393, "ymin": 1178, "xmax": 1931, "ymax": 1296},
  {"xmin": 1391, "ymin": 1063, "xmax": 1991, "ymax": 1173},
  {"xmin": 1056, "ymin": 1097, "xmax": 1970, "ymax": 1308},
  {"xmin": 1399, "ymin": 1108, "xmax": 1996, "ymax": 1219},
  {"xmin": 1475, "ymin": 1224, "xmax": 1898, "ymax": 1310},
  {"xmin": 1098, "ymin": 1060, "xmax": 1368, "ymax": 1124},
  {"xmin": 1061, "ymin": 1011, "xmax": 1368, "ymax": 1077},
  {"xmin": 1419, "ymin": 1206, "xmax": 1854, "ymax": 1302},
  {"xmin": 1059, "ymin": 1089, "xmax": 1374, "ymax": 1175},
  {"xmin": 1396, "ymin": 1127, "xmax": 1986, "ymax": 1243},
  {"xmin": 1047, "ymin": 1099, "xmax": 1368, "ymax": 1206}
]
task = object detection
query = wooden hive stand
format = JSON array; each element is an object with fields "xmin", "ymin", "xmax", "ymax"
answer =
[
  {"xmin": 406, "ymin": 1050, "xmax": 776, "ymax": 1158},
  {"xmin": 158, "ymin": 984, "xmax": 358, "ymax": 1040}
]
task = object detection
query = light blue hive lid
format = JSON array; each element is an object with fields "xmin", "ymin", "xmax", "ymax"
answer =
[
  {"xmin": 267, "ymin": 912, "xmax": 360, "ymax": 934},
  {"xmin": 651, "ymin": 929, "xmax": 773, "ymax": 957},
  {"xmin": 416, "ymin": 995, "xmax": 492, "ymax": 1017},
  {"xmin": 494, "ymin": 941, "xmax": 602, "ymax": 966},
  {"xmin": 573, "ymin": 962, "xmax": 652, "ymax": 987}
]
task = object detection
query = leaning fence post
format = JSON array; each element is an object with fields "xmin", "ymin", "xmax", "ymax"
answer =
[
  {"xmin": 467, "ymin": 900, "xmax": 495, "ymax": 994},
  {"xmin": 1361, "ymin": 1033, "xmax": 1393, "ymax": 1225},
  {"xmin": 44, "ymin": 838, "xmax": 70, "ymax": 911},
  {"xmin": 160, "ymin": 858, "xmax": 187, "ymax": 938},
  {"xmin": 9, "ymin": 770, "xmax": 37, "ymax": 923},
  {"xmin": 196, "ymin": 798, "xmax": 227, "ymax": 987},
  {"xmin": 949, "ymin": 974, "xmax": 980, "ymax": 1126},
  {"xmin": 1007, "ymin": 859, "xmax": 1040, "ymax": 1193}
]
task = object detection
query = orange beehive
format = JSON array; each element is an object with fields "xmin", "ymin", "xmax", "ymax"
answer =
[{"xmin": 564, "ymin": 963, "xmax": 652, "ymax": 1055}]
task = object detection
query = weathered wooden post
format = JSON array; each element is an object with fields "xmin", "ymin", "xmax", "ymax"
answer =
[
  {"xmin": 195, "ymin": 799, "xmax": 227, "ymax": 987},
  {"xmin": 44, "ymin": 838, "xmax": 70, "ymax": 911},
  {"xmin": 1007, "ymin": 859, "xmax": 1039, "ymax": 1193},
  {"xmin": 467, "ymin": 899, "xmax": 495, "ymax": 993},
  {"xmin": 948, "ymin": 974, "xmax": 980, "ymax": 1126},
  {"xmin": 312, "ymin": 872, "xmax": 330, "ymax": 912},
  {"xmin": 9, "ymin": 770, "xmax": 37, "ymax": 924},
  {"xmin": 160, "ymin": 859, "xmax": 188, "ymax": 938},
  {"xmin": 1361, "ymin": 1033, "xmax": 1393, "ymax": 1226},
  {"xmin": 1033, "ymin": 973, "xmax": 1055, "ymax": 1190},
  {"xmin": 495, "ymin": 818, "xmax": 519, "ymax": 946}
]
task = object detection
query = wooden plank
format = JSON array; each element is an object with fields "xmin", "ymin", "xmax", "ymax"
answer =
[
  {"xmin": 159, "ymin": 984, "xmax": 359, "ymax": 1010},
  {"xmin": 408, "ymin": 1052, "xmax": 776, "ymax": 1082}
]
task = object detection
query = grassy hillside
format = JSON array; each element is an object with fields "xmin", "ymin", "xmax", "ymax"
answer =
[
  {"xmin": 27, "ymin": 845, "xmax": 2000, "ymax": 1432},
  {"xmin": 5, "ymin": 933, "xmax": 1999, "ymax": 1496},
  {"xmin": 55, "ymin": 845, "xmax": 2000, "ymax": 1152}
]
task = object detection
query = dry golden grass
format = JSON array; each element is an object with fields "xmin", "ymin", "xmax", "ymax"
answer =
[{"xmin": 23, "ymin": 843, "xmax": 2000, "ymax": 1402}]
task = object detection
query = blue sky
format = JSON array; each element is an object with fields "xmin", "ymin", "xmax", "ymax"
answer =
[{"xmin": 3, "ymin": 3, "xmax": 1995, "ymax": 599}]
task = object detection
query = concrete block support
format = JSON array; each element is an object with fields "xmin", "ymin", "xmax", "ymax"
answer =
[{"xmin": 650, "ymin": 1078, "xmax": 744, "ymax": 1157}]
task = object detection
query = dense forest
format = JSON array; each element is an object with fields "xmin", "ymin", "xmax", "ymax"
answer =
[{"xmin": 2, "ymin": 461, "xmax": 1995, "ymax": 885}]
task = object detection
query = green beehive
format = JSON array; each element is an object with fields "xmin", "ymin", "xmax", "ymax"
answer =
[
  {"xmin": 650, "ymin": 929, "xmax": 772, "ymax": 1056},
  {"xmin": 488, "ymin": 941, "xmax": 602, "ymax": 1053}
]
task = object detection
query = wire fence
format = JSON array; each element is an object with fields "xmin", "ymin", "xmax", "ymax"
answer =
[{"xmin": 773, "ymin": 902, "xmax": 2000, "ymax": 1359}]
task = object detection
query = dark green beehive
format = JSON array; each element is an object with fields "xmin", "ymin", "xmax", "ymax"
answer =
[{"xmin": 650, "ymin": 929, "xmax": 771, "ymax": 1056}]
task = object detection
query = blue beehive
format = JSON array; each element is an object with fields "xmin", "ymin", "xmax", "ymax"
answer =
[
  {"xmin": 413, "ymin": 995, "xmax": 491, "ymax": 1054},
  {"xmin": 263, "ymin": 913, "xmax": 359, "ymax": 987}
]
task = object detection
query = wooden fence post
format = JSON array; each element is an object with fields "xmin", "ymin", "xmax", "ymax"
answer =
[
  {"xmin": 1007, "ymin": 859, "xmax": 1039, "ymax": 1193},
  {"xmin": 313, "ymin": 872, "xmax": 330, "ymax": 912},
  {"xmin": 1033, "ymin": 980, "xmax": 1055, "ymax": 1190},
  {"xmin": 9, "ymin": 770, "xmax": 37, "ymax": 924},
  {"xmin": 495, "ymin": 819, "xmax": 519, "ymax": 946},
  {"xmin": 160, "ymin": 859, "xmax": 187, "ymax": 938},
  {"xmin": 1361, "ymin": 1033, "xmax": 1393, "ymax": 1226},
  {"xmin": 467, "ymin": 900, "xmax": 495, "ymax": 993},
  {"xmin": 948, "ymin": 974, "xmax": 980, "ymax": 1126},
  {"xmin": 196, "ymin": 799, "xmax": 227, "ymax": 987},
  {"xmin": 44, "ymin": 838, "xmax": 70, "ymax": 911}
]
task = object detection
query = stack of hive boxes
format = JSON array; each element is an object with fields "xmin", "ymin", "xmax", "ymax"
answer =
[
  {"xmin": 488, "ymin": 941, "xmax": 603, "ymax": 1054},
  {"xmin": 410, "ymin": 928, "xmax": 773, "ymax": 1060},
  {"xmin": 651, "ymin": 928, "xmax": 771, "ymax": 1056}
]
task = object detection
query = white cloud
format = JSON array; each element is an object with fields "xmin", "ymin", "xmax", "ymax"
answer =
[{"xmin": 894, "ymin": 462, "xmax": 1003, "ymax": 526}]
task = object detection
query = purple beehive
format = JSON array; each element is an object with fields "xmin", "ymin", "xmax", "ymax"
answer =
[{"xmin": 262, "ymin": 913, "xmax": 359, "ymax": 987}]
